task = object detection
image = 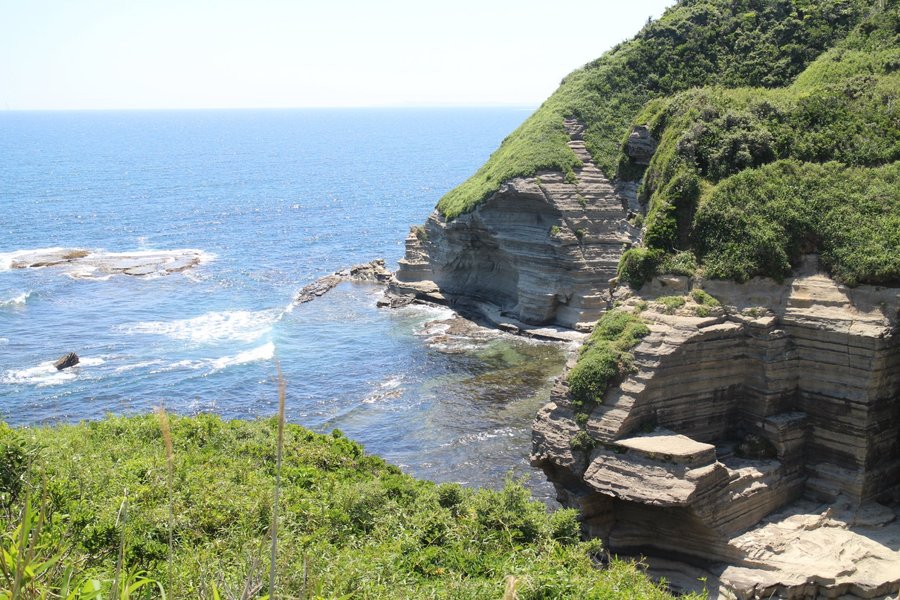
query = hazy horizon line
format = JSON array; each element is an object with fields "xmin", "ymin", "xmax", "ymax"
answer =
[{"xmin": 1, "ymin": 103, "xmax": 539, "ymax": 113}]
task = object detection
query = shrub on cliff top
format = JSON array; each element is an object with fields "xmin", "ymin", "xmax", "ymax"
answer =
[
  {"xmin": 436, "ymin": 0, "xmax": 866, "ymax": 219},
  {"xmin": 630, "ymin": 4, "xmax": 900, "ymax": 285},
  {"xmin": 3, "ymin": 414, "xmax": 698, "ymax": 599},
  {"xmin": 568, "ymin": 310, "xmax": 650, "ymax": 404}
]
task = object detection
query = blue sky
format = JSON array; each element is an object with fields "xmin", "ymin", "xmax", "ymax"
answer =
[{"xmin": 0, "ymin": 0, "xmax": 675, "ymax": 110}]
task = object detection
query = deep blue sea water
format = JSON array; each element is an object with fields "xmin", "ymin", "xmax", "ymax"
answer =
[{"xmin": 0, "ymin": 108, "xmax": 565, "ymax": 499}]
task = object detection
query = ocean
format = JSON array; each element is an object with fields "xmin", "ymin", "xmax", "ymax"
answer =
[{"xmin": 0, "ymin": 108, "xmax": 566, "ymax": 499}]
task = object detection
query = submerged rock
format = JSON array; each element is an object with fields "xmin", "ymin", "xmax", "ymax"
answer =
[
  {"xmin": 5, "ymin": 248, "xmax": 210, "ymax": 279},
  {"xmin": 54, "ymin": 352, "xmax": 79, "ymax": 371}
]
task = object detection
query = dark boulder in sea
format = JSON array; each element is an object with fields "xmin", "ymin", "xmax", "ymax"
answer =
[{"xmin": 54, "ymin": 352, "xmax": 79, "ymax": 371}]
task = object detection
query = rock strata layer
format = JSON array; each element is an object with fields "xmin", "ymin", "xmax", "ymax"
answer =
[
  {"xmin": 388, "ymin": 120, "xmax": 638, "ymax": 331},
  {"xmin": 532, "ymin": 260, "xmax": 900, "ymax": 598}
]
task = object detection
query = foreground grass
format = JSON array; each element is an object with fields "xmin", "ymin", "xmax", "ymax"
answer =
[{"xmin": 0, "ymin": 415, "xmax": 699, "ymax": 599}]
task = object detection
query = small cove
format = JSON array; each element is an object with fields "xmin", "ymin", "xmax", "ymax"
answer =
[{"xmin": 0, "ymin": 107, "xmax": 565, "ymax": 500}]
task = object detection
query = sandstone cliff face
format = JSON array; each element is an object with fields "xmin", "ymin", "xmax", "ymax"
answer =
[
  {"xmin": 389, "ymin": 121, "xmax": 640, "ymax": 331},
  {"xmin": 532, "ymin": 260, "xmax": 900, "ymax": 598}
]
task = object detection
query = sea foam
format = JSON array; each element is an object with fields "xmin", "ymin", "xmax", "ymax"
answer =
[
  {"xmin": 0, "ymin": 291, "xmax": 32, "ymax": 308},
  {"xmin": 154, "ymin": 342, "xmax": 276, "ymax": 374},
  {"xmin": 120, "ymin": 308, "xmax": 283, "ymax": 344},
  {"xmin": 1, "ymin": 357, "xmax": 105, "ymax": 388}
]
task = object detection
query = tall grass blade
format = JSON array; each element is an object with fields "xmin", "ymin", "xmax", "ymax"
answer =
[
  {"xmin": 502, "ymin": 575, "xmax": 519, "ymax": 600},
  {"xmin": 268, "ymin": 364, "xmax": 286, "ymax": 599},
  {"xmin": 113, "ymin": 489, "xmax": 128, "ymax": 600},
  {"xmin": 155, "ymin": 406, "xmax": 175, "ymax": 596}
]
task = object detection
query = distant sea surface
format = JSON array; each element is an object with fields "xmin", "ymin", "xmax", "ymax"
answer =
[{"xmin": 0, "ymin": 108, "xmax": 566, "ymax": 499}]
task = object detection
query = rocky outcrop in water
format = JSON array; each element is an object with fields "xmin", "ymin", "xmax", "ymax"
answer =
[
  {"xmin": 295, "ymin": 259, "xmax": 391, "ymax": 304},
  {"xmin": 388, "ymin": 120, "xmax": 640, "ymax": 332},
  {"xmin": 531, "ymin": 258, "xmax": 900, "ymax": 598},
  {"xmin": 54, "ymin": 352, "xmax": 79, "ymax": 371},
  {"xmin": 3, "ymin": 248, "xmax": 210, "ymax": 278}
]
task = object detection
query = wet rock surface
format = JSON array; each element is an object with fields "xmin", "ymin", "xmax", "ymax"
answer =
[
  {"xmin": 295, "ymin": 259, "xmax": 391, "ymax": 304},
  {"xmin": 5, "ymin": 248, "xmax": 210, "ymax": 279},
  {"xmin": 53, "ymin": 352, "xmax": 79, "ymax": 371}
]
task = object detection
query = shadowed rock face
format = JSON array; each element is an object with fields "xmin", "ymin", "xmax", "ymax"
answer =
[
  {"xmin": 389, "ymin": 120, "xmax": 640, "ymax": 331},
  {"xmin": 532, "ymin": 260, "xmax": 900, "ymax": 598}
]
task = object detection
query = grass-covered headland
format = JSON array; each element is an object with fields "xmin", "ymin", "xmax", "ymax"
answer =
[
  {"xmin": 436, "ymin": 0, "xmax": 898, "ymax": 288},
  {"xmin": 621, "ymin": 3, "xmax": 899, "ymax": 287},
  {"xmin": 0, "ymin": 414, "xmax": 701, "ymax": 599},
  {"xmin": 437, "ymin": 0, "xmax": 868, "ymax": 219}
]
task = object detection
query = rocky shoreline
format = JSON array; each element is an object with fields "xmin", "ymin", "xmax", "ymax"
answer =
[
  {"xmin": 531, "ymin": 259, "xmax": 900, "ymax": 598},
  {"xmin": 301, "ymin": 244, "xmax": 900, "ymax": 598},
  {"xmin": 385, "ymin": 174, "xmax": 900, "ymax": 597}
]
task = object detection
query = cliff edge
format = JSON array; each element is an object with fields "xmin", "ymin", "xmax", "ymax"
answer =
[
  {"xmin": 389, "ymin": 1, "xmax": 899, "ymax": 597},
  {"xmin": 532, "ymin": 262, "xmax": 900, "ymax": 597}
]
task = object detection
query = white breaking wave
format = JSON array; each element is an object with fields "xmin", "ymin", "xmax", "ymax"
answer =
[
  {"xmin": 154, "ymin": 342, "xmax": 275, "ymax": 374},
  {"xmin": 0, "ymin": 338, "xmax": 8, "ymax": 345},
  {"xmin": 120, "ymin": 308, "xmax": 284, "ymax": 344},
  {"xmin": 210, "ymin": 342, "xmax": 275, "ymax": 371},
  {"xmin": 1, "ymin": 357, "xmax": 105, "ymax": 388},
  {"xmin": 444, "ymin": 427, "xmax": 518, "ymax": 447},
  {"xmin": 406, "ymin": 304, "xmax": 456, "ymax": 322},
  {"xmin": 362, "ymin": 374, "xmax": 406, "ymax": 404},
  {"xmin": 0, "ymin": 291, "xmax": 32, "ymax": 308},
  {"xmin": 113, "ymin": 360, "xmax": 165, "ymax": 374}
]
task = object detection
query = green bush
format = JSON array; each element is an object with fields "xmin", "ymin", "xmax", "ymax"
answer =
[
  {"xmin": 633, "ymin": 4, "xmax": 899, "ymax": 285},
  {"xmin": 0, "ymin": 423, "xmax": 28, "ymax": 508},
  {"xmin": 694, "ymin": 161, "xmax": 900, "ymax": 284},
  {"xmin": 570, "ymin": 431, "xmax": 598, "ymax": 453},
  {"xmin": 656, "ymin": 296, "xmax": 687, "ymax": 314},
  {"xmin": 568, "ymin": 311, "xmax": 650, "ymax": 404},
  {"xmin": 659, "ymin": 251, "xmax": 698, "ymax": 277},
  {"xmin": 690, "ymin": 289, "xmax": 721, "ymax": 307},
  {"xmin": 617, "ymin": 247, "xmax": 663, "ymax": 289}
]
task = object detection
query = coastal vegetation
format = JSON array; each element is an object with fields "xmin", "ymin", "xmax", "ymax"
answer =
[
  {"xmin": 436, "ymin": 0, "xmax": 898, "ymax": 288},
  {"xmin": 622, "ymin": 3, "xmax": 899, "ymax": 286},
  {"xmin": 568, "ymin": 310, "xmax": 650, "ymax": 407},
  {"xmin": 437, "ymin": 0, "xmax": 867, "ymax": 219},
  {"xmin": 0, "ymin": 415, "xmax": 700, "ymax": 599}
]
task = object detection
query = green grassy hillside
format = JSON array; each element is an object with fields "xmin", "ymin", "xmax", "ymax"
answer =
[
  {"xmin": 437, "ymin": 0, "xmax": 867, "ymax": 219},
  {"xmin": 0, "ymin": 415, "xmax": 701, "ymax": 599},
  {"xmin": 620, "ymin": 3, "xmax": 899, "ymax": 286}
]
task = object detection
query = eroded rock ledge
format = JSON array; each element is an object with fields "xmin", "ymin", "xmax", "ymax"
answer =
[
  {"xmin": 1, "ymin": 248, "xmax": 211, "ymax": 278},
  {"xmin": 531, "ymin": 259, "xmax": 900, "ymax": 598},
  {"xmin": 388, "ymin": 120, "xmax": 640, "ymax": 332}
]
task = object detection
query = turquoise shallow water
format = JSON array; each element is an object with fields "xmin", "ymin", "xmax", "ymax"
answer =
[{"xmin": 0, "ymin": 108, "xmax": 565, "ymax": 499}]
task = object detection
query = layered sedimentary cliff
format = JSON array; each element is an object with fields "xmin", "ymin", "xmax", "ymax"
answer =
[
  {"xmin": 388, "ymin": 120, "xmax": 640, "ymax": 331},
  {"xmin": 531, "ymin": 260, "xmax": 900, "ymax": 598}
]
